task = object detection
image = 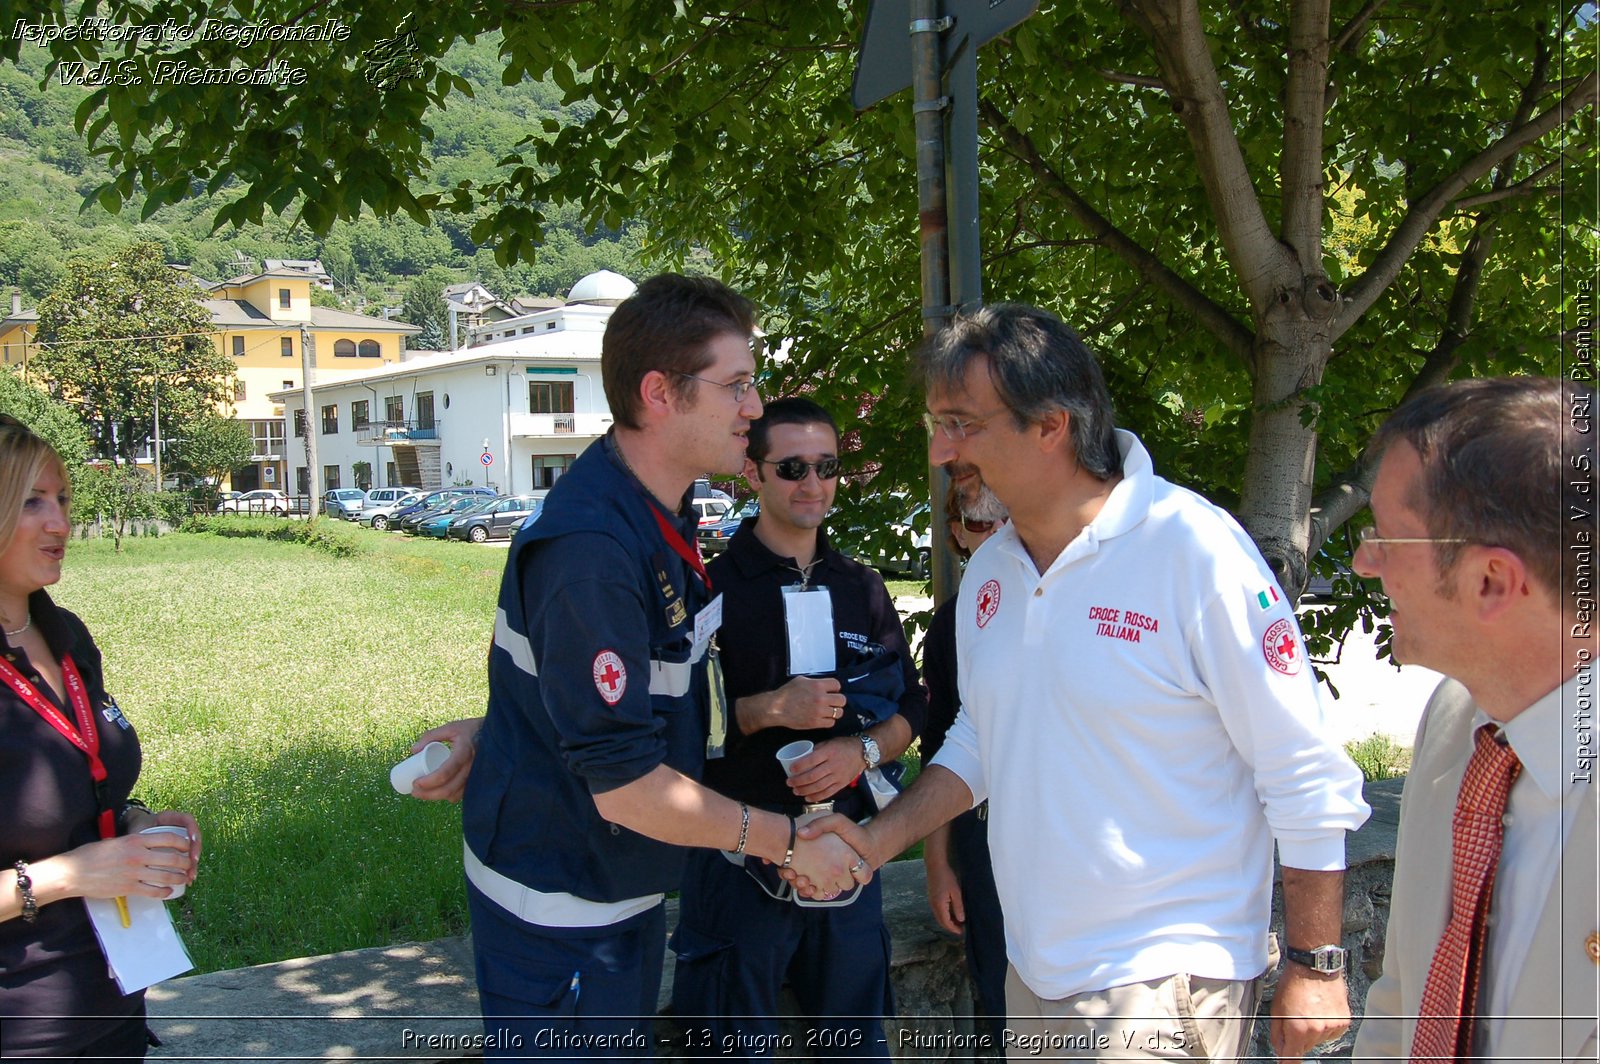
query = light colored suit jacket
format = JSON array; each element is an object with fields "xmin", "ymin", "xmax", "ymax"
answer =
[{"xmin": 1354, "ymin": 678, "xmax": 1598, "ymax": 1062}]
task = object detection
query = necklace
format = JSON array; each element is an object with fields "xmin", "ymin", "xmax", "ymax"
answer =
[
  {"xmin": 612, "ymin": 436, "xmax": 684, "ymax": 515},
  {"xmin": 3, "ymin": 614, "xmax": 31, "ymax": 639},
  {"xmin": 785, "ymin": 558, "xmax": 822, "ymax": 591}
]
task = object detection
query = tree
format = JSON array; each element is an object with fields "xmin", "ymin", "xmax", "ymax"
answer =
[
  {"xmin": 398, "ymin": 267, "xmax": 455, "ymax": 350},
  {"xmin": 0, "ymin": 365, "xmax": 91, "ymax": 473},
  {"xmin": 32, "ymin": 241, "xmax": 235, "ymax": 465},
  {"xmin": 11, "ymin": 2, "xmax": 1593, "ymax": 614},
  {"xmin": 167, "ymin": 412, "xmax": 254, "ymax": 493}
]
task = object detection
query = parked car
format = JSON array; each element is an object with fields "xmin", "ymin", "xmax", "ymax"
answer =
[
  {"xmin": 692, "ymin": 497, "xmax": 732, "ymax": 526},
  {"xmin": 872, "ymin": 501, "xmax": 933, "ymax": 579},
  {"xmin": 216, "ymin": 489, "xmax": 301, "ymax": 516},
  {"xmin": 697, "ymin": 498, "xmax": 758, "ymax": 556},
  {"xmin": 323, "ymin": 488, "xmax": 368, "ymax": 519},
  {"xmin": 384, "ymin": 487, "xmax": 493, "ymax": 531},
  {"xmin": 417, "ymin": 497, "xmax": 497, "ymax": 538},
  {"xmin": 401, "ymin": 492, "xmax": 493, "ymax": 534},
  {"xmin": 364, "ymin": 487, "xmax": 418, "ymax": 507},
  {"xmin": 449, "ymin": 494, "xmax": 548, "ymax": 542},
  {"xmin": 360, "ymin": 491, "xmax": 425, "ymax": 530}
]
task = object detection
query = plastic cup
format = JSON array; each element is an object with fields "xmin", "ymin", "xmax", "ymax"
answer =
[
  {"xmin": 139, "ymin": 825, "xmax": 191, "ymax": 899},
  {"xmin": 391, "ymin": 741, "xmax": 450, "ymax": 795},
  {"xmin": 775, "ymin": 740, "xmax": 814, "ymax": 778}
]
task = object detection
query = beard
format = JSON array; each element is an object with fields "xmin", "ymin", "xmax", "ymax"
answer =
[{"xmin": 949, "ymin": 464, "xmax": 1009, "ymax": 522}]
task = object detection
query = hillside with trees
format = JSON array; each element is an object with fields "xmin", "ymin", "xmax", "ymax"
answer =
[{"xmin": 0, "ymin": 33, "xmax": 643, "ymax": 313}]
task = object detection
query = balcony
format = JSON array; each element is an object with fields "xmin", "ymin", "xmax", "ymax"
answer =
[
  {"xmin": 510, "ymin": 412, "xmax": 613, "ymax": 439},
  {"xmin": 355, "ymin": 420, "xmax": 442, "ymax": 447}
]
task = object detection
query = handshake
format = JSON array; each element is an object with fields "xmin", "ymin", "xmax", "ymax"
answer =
[{"xmin": 779, "ymin": 815, "xmax": 882, "ymax": 901}]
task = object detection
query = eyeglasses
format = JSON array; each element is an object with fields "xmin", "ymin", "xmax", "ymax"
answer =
[
  {"xmin": 957, "ymin": 518, "xmax": 994, "ymax": 534},
  {"xmin": 675, "ymin": 372, "xmax": 757, "ymax": 403},
  {"xmin": 759, "ymin": 456, "xmax": 841, "ymax": 481},
  {"xmin": 922, "ymin": 408, "xmax": 1009, "ymax": 441},
  {"xmin": 1356, "ymin": 525, "xmax": 1469, "ymax": 564}
]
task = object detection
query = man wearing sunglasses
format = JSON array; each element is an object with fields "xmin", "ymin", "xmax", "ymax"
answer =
[
  {"xmin": 801, "ymin": 304, "xmax": 1370, "ymax": 1062},
  {"xmin": 670, "ymin": 397, "xmax": 926, "ymax": 1059}
]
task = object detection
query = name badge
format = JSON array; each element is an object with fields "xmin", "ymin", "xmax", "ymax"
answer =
[
  {"xmin": 693, "ymin": 594, "xmax": 723, "ymax": 661},
  {"xmin": 782, "ymin": 585, "xmax": 835, "ymax": 676}
]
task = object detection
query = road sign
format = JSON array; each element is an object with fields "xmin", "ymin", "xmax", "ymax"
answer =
[
  {"xmin": 852, "ymin": 0, "xmax": 1038, "ymax": 110},
  {"xmin": 480, "ymin": 452, "xmax": 494, "ymax": 467}
]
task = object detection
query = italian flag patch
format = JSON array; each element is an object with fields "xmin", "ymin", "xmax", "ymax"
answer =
[{"xmin": 1256, "ymin": 586, "xmax": 1280, "ymax": 610}]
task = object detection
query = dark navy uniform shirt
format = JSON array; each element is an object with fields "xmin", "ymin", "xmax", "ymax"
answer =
[
  {"xmin": 463, "ymin": 435, "xmax": 713, "ymax": 905},
  {"xmin": 703, "ymin": 518, "xmax": 926, "ymax": 813}
]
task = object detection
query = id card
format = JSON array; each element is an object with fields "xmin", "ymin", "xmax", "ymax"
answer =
[
  {"xmin": 693, "ymin": 594, "xmax": 723, "ymax": 661},
  {"xmin": 782, "ymin": 585, "xmax": 835, "ymax": 676}
]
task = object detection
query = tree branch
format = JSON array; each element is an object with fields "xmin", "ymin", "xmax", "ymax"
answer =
[
  {"xmin": 1122, "ymin": 0, "xmax": 1296, "ymax": 313},
  {"xmin": 1331, "ymin": 0, "xmax": 1387, "ymax": 53},
  {"xmin": 1281, "ymin": 0, "xmax": 1332, "ymax": 270},
  {"xmin": 1335, "ymin": 69, "xmax": 1595, "ymax": 337},
  {"xmin": 986, "ymin": 237, "xmax": 1102, "ymax": 262},
  {"xmin": 1453, "ymin": 167, "xmax": 1561, "ymax": 209},
  {"xmin": 1096, "ymin": 68, "xmax": 1167, "ymax": 90},
  {"xmin": 981, "ymin": 96, "xmax": 1257, "ymax": 368}
]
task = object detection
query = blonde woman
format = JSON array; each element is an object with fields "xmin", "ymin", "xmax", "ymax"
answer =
[{"xmin": 0, "ymin": 415, "xmax": 200, "ymax": 1061}]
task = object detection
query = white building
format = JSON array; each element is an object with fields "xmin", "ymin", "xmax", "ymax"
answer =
[{"xmin": 271, "ymin": 271, "xmax": 634, "ymax": 495}]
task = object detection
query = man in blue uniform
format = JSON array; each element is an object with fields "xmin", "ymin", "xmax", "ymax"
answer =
[
  {"xmin": 455, "ymin": 276, "xmax": 866, "ymax": 1060},
  {"xmin": 670, "ymin": 398, "xmax": 926, "ymax": 1059}
]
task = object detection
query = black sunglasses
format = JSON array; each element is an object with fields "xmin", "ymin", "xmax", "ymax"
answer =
[
  {"xmin": 760, "ymin": 456, "xmax": 840, "ymax": 481},
  {"xmin": 957, "ymin": 518, "xmax": 994, "ymax": 534}
]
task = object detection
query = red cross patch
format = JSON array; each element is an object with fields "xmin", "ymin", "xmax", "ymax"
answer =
[
  {"xmin": 976, "ymin": 579, "xmax": 1001, "ymax": 629},
  {"xmin": 1262, "ymin": 618, "xmax": 1302, "ymax": 676},
  {"xmin": 593, "ymin": 650, "xmax": 627, "ymax": 704}
]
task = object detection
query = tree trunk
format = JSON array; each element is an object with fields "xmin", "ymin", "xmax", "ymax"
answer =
[{"xmin": 1239, "ymin": 295, "xmax": 1336, "ymax": 598}]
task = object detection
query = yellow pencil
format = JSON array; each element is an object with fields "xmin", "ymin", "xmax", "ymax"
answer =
[{"xmin": 115, "ymin": 896, "xmax": 130, "ymax": 928}]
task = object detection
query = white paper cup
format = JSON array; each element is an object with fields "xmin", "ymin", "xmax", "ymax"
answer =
[
  {"xmin": 775, "ymin": 740, "xmax": 815, "ymax": 778},
  {"xmin": 391, "ymin": 741, "xmax": 450, "ymax": 795},
  {"xmin": 139, "ymin": 825, "xmax": 191, "ymax": 899}
]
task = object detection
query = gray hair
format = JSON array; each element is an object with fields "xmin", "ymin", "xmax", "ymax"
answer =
[
  {"xmin": 1372, "ymin": 376, "xmax": 1593, "ymax": 600},
  {"xmin": 917, "ymin": 303, "xmax": 1122, "ymax": 480}
]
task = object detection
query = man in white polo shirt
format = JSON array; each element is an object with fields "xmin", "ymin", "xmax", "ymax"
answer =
[{"xmin": 808, "ymin": 303, "xmax": 1370, "ymax": 1061}]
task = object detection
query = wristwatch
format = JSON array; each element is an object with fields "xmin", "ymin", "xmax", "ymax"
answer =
[
  {"xmin": 859, "ymin": 734, "xmax": 881, "ymax": 770},
  {"xmin": 1286, "ymin": 944, "xmax": 1347, "ymax": 975}
]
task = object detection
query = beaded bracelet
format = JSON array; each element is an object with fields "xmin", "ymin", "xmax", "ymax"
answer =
[
  {"xmin": 733, "ymin": 802, "xmax": 750, "ymax": 855},
  {"xmin": 14, "ymin": 860, "xmax": 37, "ymax": 923}
]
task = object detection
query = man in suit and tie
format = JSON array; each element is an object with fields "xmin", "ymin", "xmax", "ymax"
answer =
[{"xmin": 1352, "ymin": 376, "xmax": 1598, "ymax": 1062}]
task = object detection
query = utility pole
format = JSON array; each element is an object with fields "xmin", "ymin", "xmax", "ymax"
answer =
[{"xmin": 300, "ymin": 323, "xmax": 321, "ymax": 517}]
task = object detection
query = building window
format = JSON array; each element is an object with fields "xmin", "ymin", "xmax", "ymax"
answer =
[
  {"xmin": 358, "ymin": 339, "xmax": 381, "ymax": 358},
  {"xmin": 384, "ymin": 395, "xmax": 404, "ymax": 423},
  {"xmin": 352, "ymin": 400, "xmax": 369, "ymax": 430},
  {"xmin": 321, "ymin": 404, "xmax": 338, "ymax": 435},
  {"xmin": 281, "ymin": 336, "xmax": 293, "ymax": 358},
  {"xmin": 296, "ymin": 467, "xmax": 309, "ymax": 495},
  {"xmin": 531, "ymin": 454, "xmax": 576, "ymax": 489},
  {"xmin": 248, "ymin": 419, "xmax": 285, "ymax": 458},
  {"xmin": 282, "ymin": 380, "xmax": 294, "ymax": 390},
  {"xmin": 279, "ymin": 288, "xmax": 291, "ymax": 310},
  {"xmin": 323, "ymin": 464, "xmax": 341, "ymax": 489},
  {"xmin": 293, "ymin": 410, "xmax": 307, "ymax": 437},
  {"xmin": 529, "ymin": 380, "xmax": 575, "ymax": 414},
  {"xmin": 232, "ymin": 335, "xmax": 245, "ymax": 357},
  {"xmin": 386, "ymin": 461, "xmax": 397, "ymax": 487},
  {"xmin": 334, "ymin": 339, "xmax": 356, "ymax": 357},
  {"xmin": 415, "ymin": 392, "xmax": 435, "ymax": 431},
  {"xmin": 234, "ymin": 380, "xmax": 246, "ymax": 402}
]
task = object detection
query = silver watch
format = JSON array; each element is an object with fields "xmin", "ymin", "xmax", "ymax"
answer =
[
  {"xmin": 1285, "ymin": 944, "xmax": 1347, "ymax": 974},
  {"xmin": 859, "ymin": 734, "xmax": 881, "ymax": 769}
]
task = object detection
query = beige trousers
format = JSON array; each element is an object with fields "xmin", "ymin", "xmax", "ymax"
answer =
[{"xmin": 1002, "ymin": 965, "xmax": 1264, "ymax": 1061}]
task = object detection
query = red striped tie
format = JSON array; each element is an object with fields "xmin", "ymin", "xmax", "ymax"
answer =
[{"xmin": 1410, "ymin": 725, "xmax": 1523, "ymax": 1062}]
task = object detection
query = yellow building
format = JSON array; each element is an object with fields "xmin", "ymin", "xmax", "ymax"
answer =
[
  {"xmin": 205, "ymin": 267, "xmax": 418, "ymax": 490},
  {"xmin": 2, "ymin": 269, "xmax": 419, "ymax": 491}
]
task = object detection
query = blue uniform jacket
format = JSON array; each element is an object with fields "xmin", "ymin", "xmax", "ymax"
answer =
[{"xmin": 463, "ymin": 436, "xmax": 712, "ymax": 904}]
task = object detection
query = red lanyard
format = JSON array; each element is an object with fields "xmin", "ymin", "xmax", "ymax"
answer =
[
  {"xmin": 0, "ymin": 654, "xmax": 117, "ymax": 840},
  {"xmin": 648, "ymin": 502, "xmax": 712, "ymax": 593}
]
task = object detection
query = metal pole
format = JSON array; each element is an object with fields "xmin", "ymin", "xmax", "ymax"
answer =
[
  {"xmin": 152, "ymin": 379, "xmax": 162, "ymax": 489},
  {"xmin": 910, "ymin": 0, "xmax": 960, "ymax": 607},
  {"xmin": 300, "ymin": 323, "xmax": 321, "ymax": 516}
]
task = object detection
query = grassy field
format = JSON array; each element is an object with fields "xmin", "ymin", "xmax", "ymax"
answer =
[{"xmin": 56, "ymin": 528, "xmax": 503, "ymax": 973}]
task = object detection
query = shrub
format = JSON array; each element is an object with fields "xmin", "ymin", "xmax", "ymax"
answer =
[
  {"xmin": 183, "ymin": 514, "xmax": 365, "ymax": 558},
  {"xmin": 1344, "ymin": 733, "xmax": 1412, "ymax": 781}
]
